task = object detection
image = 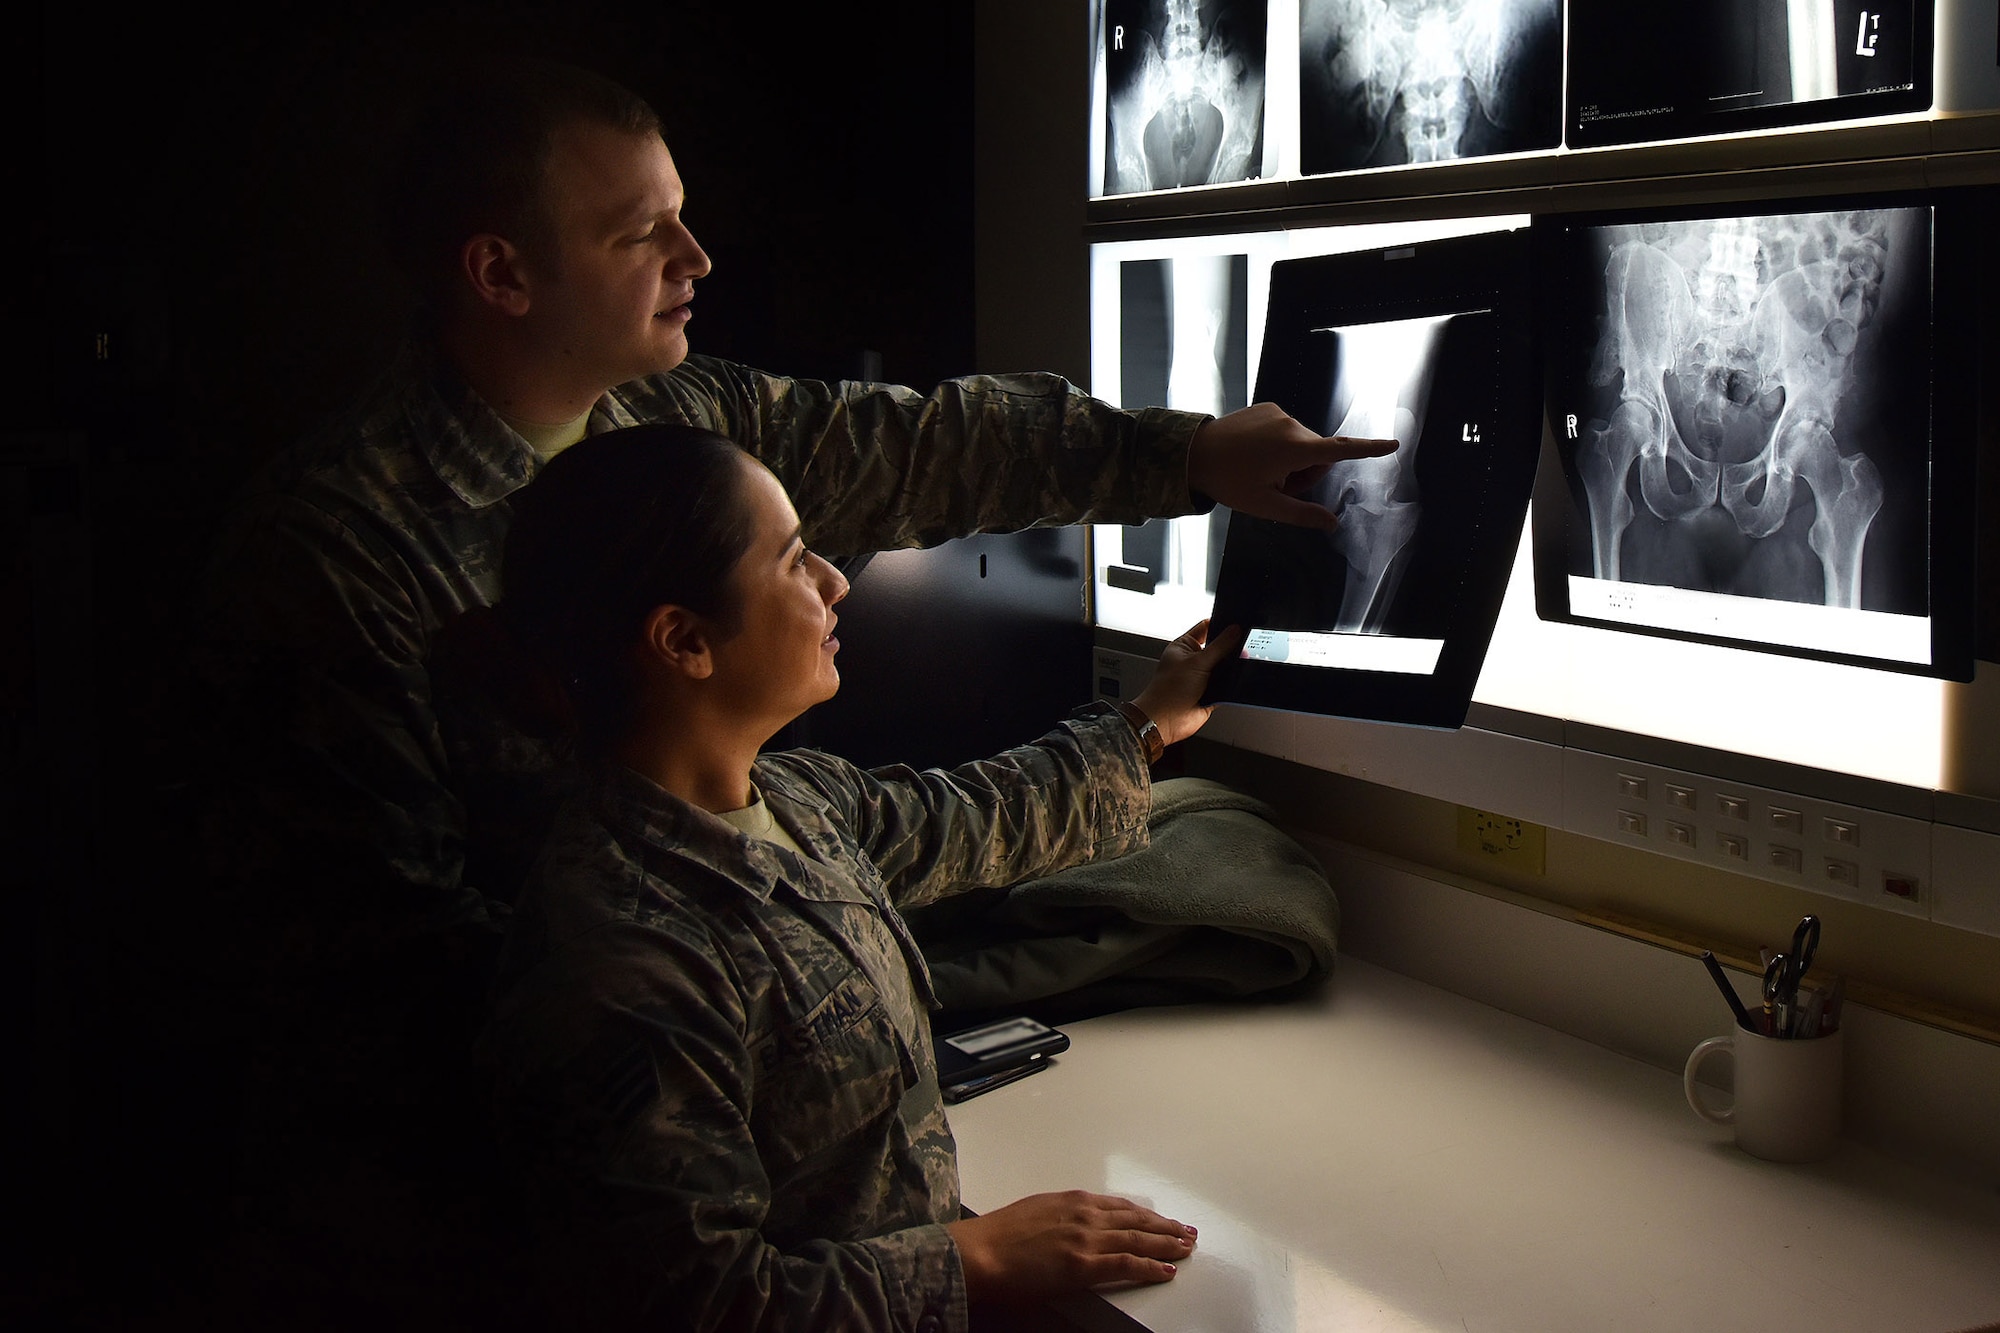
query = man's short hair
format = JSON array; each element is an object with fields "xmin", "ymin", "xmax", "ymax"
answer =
[{"xmin": 387, "ymin": 57, "xmax": 663, "ymax": 311}]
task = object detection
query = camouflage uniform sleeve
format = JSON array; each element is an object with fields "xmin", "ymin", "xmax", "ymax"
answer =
[
  {"xmin": 778, "ymin": 706, "xmax": 1152, "ymax": 911},
  {"xmin": 628, "ymin": 356, "xmax": 1211, "ymax": 557},
  {"xmin": 194, "ymin": 492, "xmax": 497, "ymax": 983},
  {"xmin": 490, "ymin": 919, "xmax": 970, "ymax": 1333}
]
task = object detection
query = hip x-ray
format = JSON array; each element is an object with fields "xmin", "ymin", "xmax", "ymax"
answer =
[
  {"xmin": 1217, "ymin": 312, "xmax": 1474, "ymax": 650},
  {"xmin": 1206, "ymin": 227, "xmax": 1542, "ymax": 727}
]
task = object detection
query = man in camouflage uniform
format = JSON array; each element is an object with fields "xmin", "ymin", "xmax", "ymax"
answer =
[{"xmin": 195, "ymin": 58, "xmax": 1381, "ymax": 1324}]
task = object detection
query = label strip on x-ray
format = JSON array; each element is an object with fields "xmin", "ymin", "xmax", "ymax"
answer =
[
  {"xmin": 1569, "ymin": 576, "xmax": 1929, "ymax": 664},
  {"xmin": 1243, "ymin": 628, "xmax": 1446, "ymax": 674}
]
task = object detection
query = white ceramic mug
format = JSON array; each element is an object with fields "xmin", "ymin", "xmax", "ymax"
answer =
[{"xmin": 1683, "ymin": 1026, "xmax": 1844, "ymax": 1163}]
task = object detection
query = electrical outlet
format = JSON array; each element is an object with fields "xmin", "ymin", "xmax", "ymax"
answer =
[
  {"xmin": 1561, "ymin": 749, "xmax": 1932, "ymax": 917},
  {"xmin": 1457, "ymin": 806, "xmax": 1546, "ymax": 873}
]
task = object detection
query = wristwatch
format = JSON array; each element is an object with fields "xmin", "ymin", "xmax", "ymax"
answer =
[{"xmin": 1113, "ymin": 700, "xmax": 1165, "ymax": 766}]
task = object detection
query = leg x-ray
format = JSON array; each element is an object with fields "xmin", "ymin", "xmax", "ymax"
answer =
[
  {"xmin": 1567, "ymin": 0, "xmax": 1928, "ymax": 146},
  {"xmin": 1103, "ymin": 0, "xmax": 1270, "ymax": 194},
  {"xmin": 1204, "ymin": 227, "xmax": 1543, "ymax": 727},
  {"xmin": 1114, "ymin": 254, "xmax": 1248, "ymax": 598},
  {"xmin": 1119, "ymin": 255, "xmax": 1250, "ymax": 417},
  {"xmin": 1558, "ymin": 207, "xmax": 1930, "ymax": 617},
  {"xmin": 1298, "ymin": 0, "xmax": 1561, "ymax": 174},
  {"xmin": 1320, "ymin": 316, "xmax": 1449, "ymax": 631},
  {"xmin": 1214, "ymin": 311, "xmax": 1491, "ymax": 657}
]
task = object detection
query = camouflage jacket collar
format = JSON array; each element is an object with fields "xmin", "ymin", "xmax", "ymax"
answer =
[
  {"xmin": 394, "ymin": 342, "xmax": 683, "ymax": 508},
  {"xmin": 383, "ymin": 341, "xmax": 543, "ymax": 511},
  {"xmin": 590, "ymin": 763, "xmax": 879, "ymax": 912}
]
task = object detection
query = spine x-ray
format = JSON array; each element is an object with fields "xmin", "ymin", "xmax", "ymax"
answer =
[
  {"xmin": 1552, "ymin": 207, "xmax": 1931, "ymax": 619},
  {"xmin": 1113, "ymin": 254, "xmax": 1248, "ymax": 594},
  {"xmin": 1568, "ymin": 0, "xmax": 1928, "ymax": 147},
  {"xmin": 1298, "ymin": 0, "xmax": 1561, "ymax": 175},
  {"xmin": 1102, "ymin": 0, "xmax": 1270, "ymax": 194}
]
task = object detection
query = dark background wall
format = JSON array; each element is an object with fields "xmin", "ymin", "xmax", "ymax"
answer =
[{"xmin": 8, "ymin": 5, "xmax": 1027, "ymax": 1325}]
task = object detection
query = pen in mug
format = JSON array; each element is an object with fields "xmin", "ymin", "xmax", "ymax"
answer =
[
  {"xmin": 1795, "ymin": 982, "xmax": 1827, "ymax": 1038},
  {"xmin": 1700, "ymin": 950, "xmax": 1755, "ymax": 1032},
  {"xmin": 1818, "ymin": 974, "xmax": 1846, "ymax": 1035}
]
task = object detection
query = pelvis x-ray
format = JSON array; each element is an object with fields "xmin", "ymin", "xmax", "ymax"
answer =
[
  {"xmin": 1102, "ymin": 0, "xmax": 1269, "ymax": 194},
  {"xmin": 1113, "ymin": 255, "xmax": 1248, "ymax": 593},
  {"xmin": 1298, "ymin": 0, "xmax": 1561, "ymax": 174},
  {"xmin": 1214, "ymin": 310, "xmax": 1499, "ymax": 642},
  {"xmin": 1558, "ymin": 207, "xmax": 1930, "ymax": 614}
]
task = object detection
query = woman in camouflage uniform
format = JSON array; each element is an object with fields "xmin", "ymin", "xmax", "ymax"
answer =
[{"xmin": 484, "ymin": 423, "xmax": 1231, "ymax": 1331}]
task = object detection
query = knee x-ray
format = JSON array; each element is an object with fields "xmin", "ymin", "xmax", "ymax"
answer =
[
  {"xmin": 1100, "ymin": 0, "xmax": 1271, "ymax": 195},
  {"xmin": 1206, "ymin": 228, "xmax": 1542, "ymax": 727},
  {"xmin": 1568, "ymin": 0, "xmax": 1932, "ymax": 147},
  {"xmin": 1298, "ymin": 0, "xmax": 1562, "ymax": 174}
]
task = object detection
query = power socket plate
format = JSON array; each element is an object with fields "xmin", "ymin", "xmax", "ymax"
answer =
[
  {"xmin": 1457, "ymin": 807, "xmax": 1547, "ymax": 874},
  {"xmin": 1561, "ymin": 748, "xmax": 1930, "ymax": 916}
]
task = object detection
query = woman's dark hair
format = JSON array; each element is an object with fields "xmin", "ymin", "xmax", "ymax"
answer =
[{"xmin": 502, "ymin": 423, "xmax": 756, "ymax": 750}]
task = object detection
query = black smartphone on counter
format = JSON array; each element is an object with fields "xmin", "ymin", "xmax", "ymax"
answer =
[{"xmin": 935, "ymin": 1015, "xmax": 1068, "ymax": 1101}]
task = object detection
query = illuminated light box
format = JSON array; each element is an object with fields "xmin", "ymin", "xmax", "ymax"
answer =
[
  {"xmin": 1530, "ymin": 190, "xmax": 1983, "ymax": 681},
  {"xmin": 1566, "ymin": 0, "xmax": 1933, "ymax": 149},
  {"xmin": 1297, "ymin": 0, "xmax": 1562, "ymax": 174},
  {"xmin": 1094, "ymin": 0, "xmax": 1274, "ymax": 196},
  {"xmin": 1089, "ymin": 216, "xmax": 1528, "ymax": 647},
  {"xmin": 1203, "ymin": 227, "xmax": 1543, "ymax": 727}
]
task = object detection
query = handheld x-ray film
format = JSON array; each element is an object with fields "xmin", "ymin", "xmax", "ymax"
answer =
[{"xmin": 1205, "ymin": 227, "xmax": 1542, "ymax": 727}]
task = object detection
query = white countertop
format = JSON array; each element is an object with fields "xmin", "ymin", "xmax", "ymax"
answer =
[{"xmin": 948, "ymin": 958, "xmax": 2000, "ymax": 1333}]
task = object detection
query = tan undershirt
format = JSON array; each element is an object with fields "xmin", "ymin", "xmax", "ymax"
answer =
[
  {"xmin": 716, "ymin": 787, "xmax": 806, "ymax": 859},
  {"xmin": 499, "ymin": 408, "xmax": 593, "ymax": 461}
]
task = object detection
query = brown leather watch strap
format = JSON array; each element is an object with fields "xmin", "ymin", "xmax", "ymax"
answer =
[{"xmin": 1112, "ymin": 700, "xmax": 1165, "ymax": 766}]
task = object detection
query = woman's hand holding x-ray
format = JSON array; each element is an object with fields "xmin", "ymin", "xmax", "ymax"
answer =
[{"xmin": 1132, "ymin": 619, "xmax": 1245, "ymax": 748}]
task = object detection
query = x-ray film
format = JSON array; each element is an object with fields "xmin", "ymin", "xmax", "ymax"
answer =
[
  {"xmin": 1109, "ymin": 255, "xmax": 1248, "ymax": 596},
  {"xmin": 1207, "ymin": 228, "xmax": 1541, "ymax": 727},
  {"xmin": 1118, "ymin": 255, "xmax": 1250, "ymax": 419},
  {"xmin": 1568, "ymin": 0, "xmax": 1932, "ymax": 148},
  {"xmin": 1298, "ymin": 0, "xmax": 1562, "ymax": 175},
  {"xmin": 1533, "ymin": 192, "xmax": 1981, "ymax": 679},
  {"xmin": 1099, "ymin": 0, "xmax": 1271, "ymax": 195}
]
